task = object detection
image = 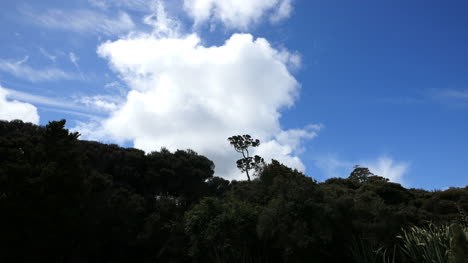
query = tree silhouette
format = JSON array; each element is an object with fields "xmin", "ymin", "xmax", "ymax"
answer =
[
  {"xmin": 227, "ymin": 134, "xmax": 264, "ymax": 181},
  {"xmin": 348, "ymin": 165, "xmax": 374, "ymax": 183}
]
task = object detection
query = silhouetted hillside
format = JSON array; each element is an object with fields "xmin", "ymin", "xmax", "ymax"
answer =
[{"xmin": 0, "ymin": 120, "xmax": 466, "ymax": 262}]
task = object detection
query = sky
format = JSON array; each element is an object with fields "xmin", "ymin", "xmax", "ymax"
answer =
[{"xmin": 0, "ymin": 0, "xmax": 467, "ymax": 189}]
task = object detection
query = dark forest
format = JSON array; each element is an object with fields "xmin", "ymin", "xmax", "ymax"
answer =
[{"xmin": 1, "ymin": 120, "xmax": 467, "ymax": 262}]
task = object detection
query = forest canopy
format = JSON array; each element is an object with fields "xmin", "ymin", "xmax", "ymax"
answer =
[{"xmin": 0, "ymin": 120, "xmax": 467, "ymax": 263}]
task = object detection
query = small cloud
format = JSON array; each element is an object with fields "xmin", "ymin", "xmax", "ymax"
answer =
[
  {"xmin": 315, "ymin": 155, "xmax": 409, "ymax": 185},
  {"xmin": 0, "ymin": 85, "xmax": 39, "ymax": 124},
  {"xmin": 363, "ymin": 156, "xmax": 409, "ymax": 185},
  {"xmin": 0, "ymin": 57, "xmax": 75, "ymax": 82},
  {"xmin": 76, "ymin": 95, "xmax": 121, "ymax": 112},
  {"xmin": 69, "ymin": 52, "xmax": 79, "ymax": 66},
  {"xmin": 183, "ymin": 0, "xmax": 295, "ymax": 30},
  {"xmin": 143, "ymin": 0, "xmax": 181, "ymax": 38}
]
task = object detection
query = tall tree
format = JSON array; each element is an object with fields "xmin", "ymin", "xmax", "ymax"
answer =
[{"xmin": 227, "ymin": 135, "xmax": 264, "ymax": 181}]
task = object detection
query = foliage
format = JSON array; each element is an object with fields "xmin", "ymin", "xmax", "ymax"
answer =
[
  {"xmin": 396, "ymin": 223, "xmax": 468, "ymax": 263},
  {"xmin": 350, "ymin": 237, "xmax": 397, "ymax": 263},
  {"xmin": 184, "ymin": 197, "xmax": 261, "ymax": 262},
  {"xmin": 449, "ymin": 223, "xmax": 468, "ymax": 263},
  {"xmin": 351, "ymin": 223, "xmax": 468, "ymax": 263},
  {"xmin": 0, "ymin": 120, "xmax": 220, "ymax": 263},
  {"xmin": 0, "ymin": 120, "xmax": 467, "ymax": 263}
]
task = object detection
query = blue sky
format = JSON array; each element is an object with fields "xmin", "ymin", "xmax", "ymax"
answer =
[{"xmin": 1, "ymin": 0, "xmax": 467, "ymax": 189}]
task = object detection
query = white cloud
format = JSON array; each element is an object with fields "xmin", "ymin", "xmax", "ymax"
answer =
[
  {"xmin": 183, "ymin": 0, "xmax": 294, "ymax": 30},
  {"xmin": 24, "ymin": 8, "xmax": 135, "ymax": 36},
  {"xmin": 0, "ymin": 86, "xmax": 39, "ymax": 124},
  {"xmin": 0, "ymin": 57, "xmax": 75, "ymax": 82},
  {"xmin": 363, "ymin": 157, "xmax": 409, "ymax": 184},
  {"xmin": 76, "ymin": 29, "xmax": 315, "ymax": 179}
]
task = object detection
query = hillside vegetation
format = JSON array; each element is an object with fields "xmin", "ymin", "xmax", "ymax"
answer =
[{"xmin": 0, "ymin": 120, "xmax": 467, "ymax": 262}]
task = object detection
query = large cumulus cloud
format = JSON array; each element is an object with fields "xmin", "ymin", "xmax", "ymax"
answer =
[
  {"xmin": 71, "ymin": 1, "xmax": 317, "ymax": 180},
  {"xmin": 80, "ymin": 31, "xmax": 316, "ymax": 179}
]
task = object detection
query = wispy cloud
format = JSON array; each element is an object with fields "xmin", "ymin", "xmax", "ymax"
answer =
[
  {"xmin": 69, "ymin": 52, "xmax": 79, "ymax": 67},
  {"xmin": 385, "ymin": 88, "xmax": 468, "ymax": 108},
  {"xmin": 4, "ymin": 88, "xmax": 86, "ymax": 111},
  {"xmin": 436, "ymin": 89, "xmax": 468, "ymax": 100},
  {"xmin": 39, "ymin": 48, "xmax": 57, "ymax": 63},
  {"xmin": 4, "ymin": 87, "xmax": 119, "ymax": 118},
  {"xmin": 22, "ymin": 7, "xmax": 135, "ymax": 36},
  {"xmin": 41, "ymin": 107, "xmax": 99, "ymax": 119},
  {"xmin": 69, "ymin": 52, "xmax": 85, "ymax": 80},
  {"xmin": 0, "ymin": 56, "xmax": 75, "ymax": 82},
  {"xmin": 430, "ymin": 88, "xmax": 468, "ymax": 108},
  {"xmin": 88, "ymin": 0, "xmax": 149, "ymax": 11},
  {"xmin": 75, "ymin": 95, "xmax": 121, "ymax": 112},
  {"xmin": 383, "ymin": 97, "xmax": 425, "ymax": 105},
  {"xmin": 143, "ymin": 0, "xmax": 181, "ymax": 38}
]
